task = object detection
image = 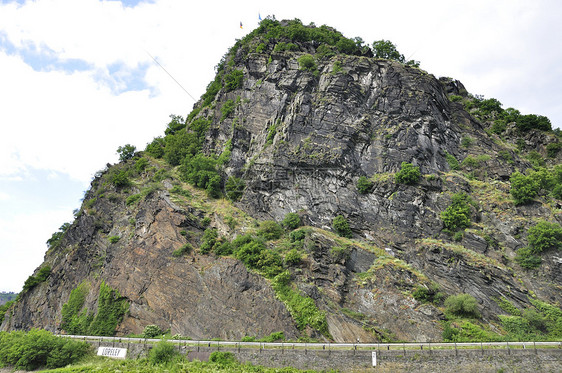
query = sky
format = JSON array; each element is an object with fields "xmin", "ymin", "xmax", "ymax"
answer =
[{"xmin": 1, "ymin": 0, "xmax": 561, "ymax": 292}]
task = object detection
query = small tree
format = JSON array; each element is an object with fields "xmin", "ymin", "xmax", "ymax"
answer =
[
  {"xmin": 441, "ymin": 193, "xmax": 472, "ymax": 231},
  {"xmin": 395, "ymin": 162, "xmax": 421, "ymax": 185},
  {"xmin": 117, "ymin": 144, "xmax": 136, "ymax": 162},
  {"xmin": 372, "ymin": 40, "xmax": 405, "ymax": 62},
  {"xmin": 282, "ymin": 212, "xmax": 301, "ymax": 230},
  {"xmin": 332, "ymin": 215, "xmax": 352, "ymax": 238},
  {"xmin": 444, "ymin": 294, "xmax": 480, "ymax": 318},
  {"xmin": 142, "ymin": 324, "xmax": 163, "ymax": 338},
  {"xmin": 356, "ymin": 176, "xmax": 373, "ymax": 194},
  {"xmin": 298, "ymin": 54, "xmax": 317, "ymax": 71},
  {"xmin": 510, "ymin": 172, "xmax": 539, "ymax": 205}
]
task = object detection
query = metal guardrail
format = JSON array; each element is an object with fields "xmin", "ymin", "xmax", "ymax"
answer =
[{"xmin": 58, "ymin": 334, "xmax": 562, "ymax": 351}]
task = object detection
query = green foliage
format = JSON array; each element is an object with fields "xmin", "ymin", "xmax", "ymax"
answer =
[
  {"xmin": 181, "ymin": 153, "xmax": 221, "ymax": 198},
  {"xmin": 201, "ymin": 76, "xmax": 221, "ymax": 107},
  {"xmin": 257, "ymin": 331, "xmax": 285, "ymax": 342},
  {"xmin": 126, "ymin": 194, "xmax": 142, "ymax": 206},
  {"xmin": 395, "ymin": 162, "xmax": 421, "ymax": 185},
  {"xmin": 332, "ymin": 215, "xmax": 352, "ymax": 238},
  {"xmin": 266, "ymin": 123, "xmax": 277, "ymax": 144},
  {"xmin": 284, "ymin": 248, "xmax": 302, "ymax": 266},
  {"xmin": 209, "ymin": 351, "xmax": 236, "ymax": 365},
  {"xmin": 412, "ymin": 284, "xmax": 443, "ymax": 305},
  {"xmin": 88, "ymin": 281, "xmax": 129, "ymax": 336},
  {"xmin": 510, "ymin": 171, "xmax": 540, "ymax": 205},
  {"xmin": 372, "ymin": 40, "xmax": 405, "ymax": 62},
  {"xmin": 0, "ymin": 329, "xmax": 90, "ymax": 370},
  {"xmin": 117, "ymin": 144, "xmax": 136, "ymax": 162},
  {"xmin": 271, "ymin": 271, "xmax": 330, "ymax": 336},
  {"xmin": 273, "ymin": 42, "xmax": 299, "ymax": 52},
  {"xmin": 220, "ymin": 99, "xmax": 235, "ymax": 121},
  {"xmin": 214, "ymin": 240, "xmax": 234, "ymax": 256},
  {"xmin": 164, "ymin": 115, "xmax": 185, "ymax": 135},
  {"xmin": 282, "ymin": 212, "xmax": 301, "ymax": 230},
  {"xmin": 444, "ymin": 151, "xmax": 460, "ymax": 171},
  {"xmin": 46, "ymin": 222, "xmax": 71, "ymax": 250},
  {"xmin": 515, "ymin": 246, "xmax": 542, "ymax": 269},
  {"xmin": 199, "ymin": 228, "xmax": 218, "ymax": 254},
  {"xmin": 60, "ymin": 281, "xmax": 128, "ymax": 336},
  {"xmin": 164, "ymin": 131, "xmax": 200, "ymax": 166},
  {"xmin": 225, "ymin": 176, "xmax": 245, "ymax": 201},
  {"xmin": 170, "ymin": 185, "xmax": 191, "ymax": 198},
  {"xmin": 109, "ymin": 169, "xmax": 130, "ymax": 188},
  {"xmin": 499, "ymin": 298, "xmax": 562, "ymax": 340},
  {"xmin": 148, "ymin": 340, "xmax": 179, "ymax": 364},
  {"xmin": 527, "ymin": 220, "xmax": 562, "ymax": 253},
  {"xmin": 297, "ymin": 54, "xmax": 317, "ymax": 72},
  {"xmin": 494, "ymin": 297, "xmax": 521, "ymax": 316},
  {"xmin": 515, "ymin": 114, "xmax": 551, "ymax": 132},
  {"xmin": 290, "ymin": 229, "xmax": 307, "ymax": 242},
  {"xmin": 546, "ymin": 142, "xmax": 561, "ymax": 158},
  {"xmin": 356, "ymin": 176, "xmax": 373, "ymax": 194},
  {"xmin": 444, "ymin": 294, "xmax": 480, "ymax": 318},
  {"xmin": 22, "ymin": 265, "xmax": 51, "ymax": 292},
  {"xmin": 0, "ymin": 301, "xmax": 14, "ymax": 325},
  {"xmin": 257, "ymin": 220, "xmax": 284, "ymax": 241},
  {"xmin": 142, "ymin": 324, "xmax": 163, "ymax": 339},
  {"xmin": 108, "ymin": 235, "xmax": 120, "ymax": 244},
  {"xmin": 445, "ymin": 321, "xmax": 502, "ymax": 342},
  {"xmin": 440, "ymin": 193, "xmax": 472, "ymax": 232},
  {"xmin": 172, "ymin": 243, "xmax": 193, "ymax": 257},
  {"xmin": 145, "ymin": 137, "xmax": 165, "ymax": 158},
  {"xmin": 223, "ymin": 69, "xmax": 244, "ymax": 92}
]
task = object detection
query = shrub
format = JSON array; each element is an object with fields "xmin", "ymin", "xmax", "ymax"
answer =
[
  {"xmin": 290, "ymin": 229, "xmax": 307, "ymax": 242},
  {"xmin": 444, "ymin": 151, "xmax": 460, "ymax": 171},
  {"xmin": 109, "ymin": 170, "xmax": 130, "ymax": 188},
  {"xmin": 332, "ymin": 215, "xmax": 352, "ymax": 238},
  {"xmin": 461, "ymin": 136, "xmax": 473, "ymax": 148},
  {"xmin": 46, "ymin": 222, "xmax": 71, "ymax": 250},
  {"xmin": 126, "ymin": 194, "xmax": 142, "ymax": 206},
  {"xmin": 285, "ymin": 248, "xmax": 302, "ymax": 266},
  {"xmin": 527, "ymin": 220, "xmax": 562, "ymax": 253},
  {"xmin": 220, "ymin": 99, "xmax": 235, "ymax": 121},
  {"xmin": 145, "ymin": 137, "xmax": 165, "ymax": 158},
  {"xmin": 444, "ymin": 294, "xmax": 480, "ymax": 318},
  {"xmin": 200, "ymin": 228, "xmax": 218, "ymax": 254},
  {"xmin": 214, "ymin": 240, "xmax": 234, "ymax": 256},
  {"xmin": 108, "ymin": 236, "xmax": 120, "ymax": 244},
  {"xmin": 0, "ymin": 329, "xmax": 90, "ymax": 370},
  {"xmin": 356, "ymin": 176, "xmax": 373, "ymax": 194},
  {"xmin": 22, "ymin": 266, "xmax": 51, "ymax": 292},
  {"xmin": 209, "ymin": 351, "xmax": 236, "ymax": 365},
  {"xmin": 412, "ymin": 284, "xmax": 443, "ymax": 305},
  {"xmin": 372, "ymin": 40, "xmax": 405, "ymax": 62},
  {"xmin": 223, "ymin": 69, "xmax": 244, "ymax": 92},
  {"xmin": 282, "ymin": 212, "xmax": 301, "ymax": 230},
  {"xmin": 395, "ymin": 162, "xmax": 421, "ymax": 185},
  {"xmin": 546, "ymin": 142, "xmax": 561, "ymax": 158},
  {"xmin": 297, "ymin": 54, "xmax": 317, "ymax": 71},
  {"xmin": 117, "ymin": 144, "xmax": 136, "ymax": 162},
  {"xmin": 142, "ymin": 324, "xmax": 163, "ymax": 339},
  {"xmin": 225, "ymin": 176, "xmax": 245, "ymax": 201},
  {"xmin": 164, "ymin": 115, "xmax": 185, "ymax": 135},
  {"xmin": 87, "ymin": 281, "xmax": 129, "ymax": 336},
  {"xmin": 257, "ymin": 220, "xmax": 284, "ymax": 241},
  {"xmin": 172, "ymin": 243, "xmax": 193, "ymax": 257},
  {"xmin": 515, "ymin": 114, "xmax": 551, "ymax": 132},
  {"xmin": 510, "ymin": 171, "xmax": 539, "ymax": 205},
  {"xmin": 441, "ymin": 193, "xmax": 472, "ymax": 231},
  {"xmin": 148, "ymin": 340, "xmax": 179, "ymax": 364}
]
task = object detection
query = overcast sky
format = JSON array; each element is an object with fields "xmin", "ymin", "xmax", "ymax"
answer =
[{"xmin": 1, "ymin": 0, "xmax": 561, "ymax": 292}]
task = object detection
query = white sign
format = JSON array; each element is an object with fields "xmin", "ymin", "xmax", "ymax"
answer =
[
  {"xmin": 97, "ymin": 347, "xmax": 127, "ymax": 359},
  {"xmin": 372, "ymin": 351, "xmax": 377, "ymax": 366}
]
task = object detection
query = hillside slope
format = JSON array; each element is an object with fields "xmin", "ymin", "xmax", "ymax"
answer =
[{"xmin": 2, "ymin": 19, "xmax": 561, "ymax": 343}]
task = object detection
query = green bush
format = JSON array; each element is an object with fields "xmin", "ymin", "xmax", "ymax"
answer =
[
  {"xmin": 142, "ymin": 324, "xmax": 163, "ymax": 339},
  {"xmin": 0, "ymin": 329, "xmax": 90, "ymax": 370},
  {"xmin": 172, "ymin": 243, "xmax": 193, "ymax": 257},
  {"xmin": 372, "ymin": 40, "xmax": 405, "ymax": 62},
  {"xmin": 395, "ymin": 162, "xmax": 421, "ymax": 185},
  {"xmin": 220, "ymin": 99, "xmax": 235, "ymax": 121},
  {"xmin": 412, "ymin": 284, "xmax": 443, "ymax": 304},
  {"xmin": 515, "ymin": 114, "xmax": 551, "ymax": 132},
  {"xmin": 109, "ymin": 169, "xmax": 130, "ymax": 188},
  {"xmin": 209, "ymin": 351, "xmax": 236, "ymax": 365},
  {"xmin": 546, "ymin": 142, "xmax": 561, "ymax": 158},
  {"xmin": 257, "ymin": 220, "xmax": 284, "ymax": 241},
  {"xmin": 282, "ymin": 212, "xmax": 301, "ymax": 230},
  {"xmin": 440, "ymin": 193, "xmax": 472, "ymax": 231},
  {"xmin": 527, "ymin": 220, "xmax": 562, "ymax": 253},
  {"xmin": 332, "ymin": 215, "xmax": 352, "ymax": 238},
  {"xmin": 126, "ymin": 194, "xmax": 142, "ymax": 206},
  {"xmin": 225, "ymin": 176, "xmax": 245, "ymax": 201},
  {"xmin": 0, "ymin": 301, "xmax": 14, "ymax": 324},
  {"xmin": 223, "ymin": 69, "xmax": 244, "ymax": 92},
  {"xmin": 510, "ymin": 171, "xmax": 540, "ymax": 205},
  {"xmin": 22, "ymin": 266, "xmax": 51, "ymax": 292},
  {"xmin": 200, "ymin": 228, "xmax": 218, "ymax": 254},
  {"xmin": 444, "ymin": 151, "xmax": 460, "ymax": 171},
  {"xmin": 444, "ymin": 294, "xmax": 480, "ymax": 318},
  {"xmin": 145, "ymin": 137, "xmax": 165, "ymax": 158},
  {"xmin": 297, "ymin": 54, "xmax": 317, "ymax": 71},
  {"xmin": 356, "ymin": 176, "xmax": 373, "ymax": 194},
  {"xmin": 117, "ymin": 144, "xmax": 136, "ymax": 161},
  {"xmin": 46, "ymin": 222, "xmax": 71, "ymax": 250},
  {"xmin": 515, "ymin": 246, "xmax": 542, "ymax": 269},
  {"xmin": 148, "ymin": 340, "xmax": 179, "ymax": 364},
  {"xmin": 108, "ymin": 235, "xmax": 120, "ymax": 244},
  {"xmin": 285, "ymin": 248, "xmax": 302, "ymax": 266},
  {"xmin": 290, "ymin": 229, "xmax": 307, "ymax": 242}
]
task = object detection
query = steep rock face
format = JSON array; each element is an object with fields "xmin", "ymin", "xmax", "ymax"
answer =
[{"xmin": 3, "ymin": 21, "xmax": 562, "ymax": 343}]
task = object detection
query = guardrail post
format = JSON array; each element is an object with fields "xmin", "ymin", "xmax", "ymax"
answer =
[
  {"xmin": 533, "ymin": 341, "xmax": 536, "ymax": 354},
  {"xmin": 480, "ymin": 342, "xmax": 483, "ymax": 355},
  {"xmin": 454, "ymin": 342, "xmax": 458, "ymax": 356},
  {"xmin": 197, "ymin": 341, "xmax": 199, "ymax": 352},
  {"xmin": 507, "ymin": 341, "xmax": 510, "ymax": 355}
]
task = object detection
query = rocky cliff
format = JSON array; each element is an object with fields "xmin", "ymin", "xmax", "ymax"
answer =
[{"xmin": 2, "ymin": 19, "xmax": 561, "ymax": 343}]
